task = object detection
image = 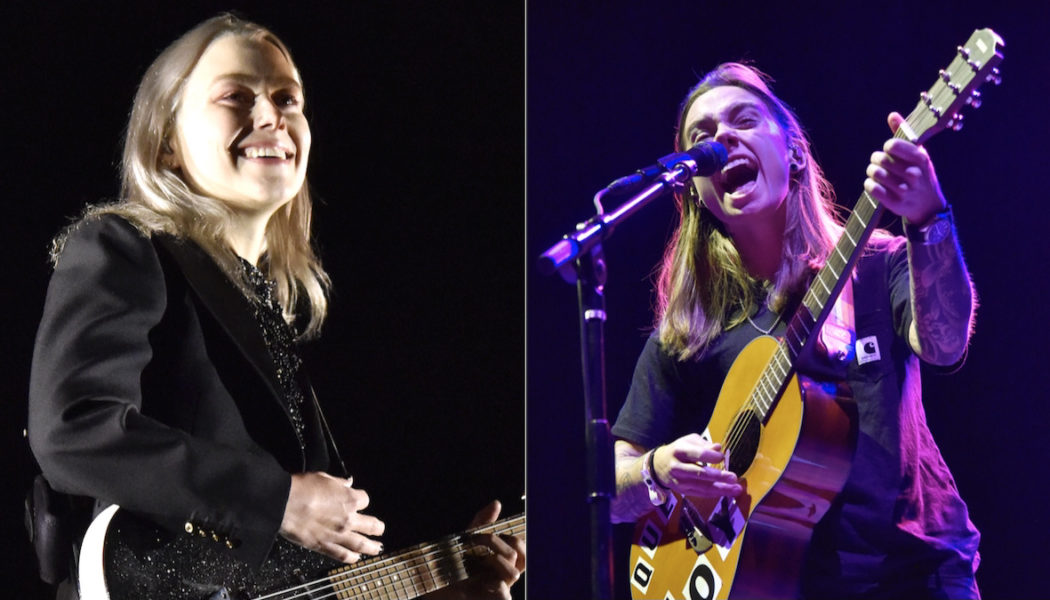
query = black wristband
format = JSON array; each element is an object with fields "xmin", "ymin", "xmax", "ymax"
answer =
[{"xmin": 648, "ymin": 446, "xmax": 671, "ymax": 490}]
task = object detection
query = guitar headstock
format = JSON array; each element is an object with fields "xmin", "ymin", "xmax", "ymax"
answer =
[{"xmin": 904, "ymin": 28, "xmax": 1004, "ymax": 144}]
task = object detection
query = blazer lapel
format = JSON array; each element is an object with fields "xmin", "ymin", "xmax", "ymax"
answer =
[{"xmin": 152, "ymin": 234, "xmax": 304, "ymax": 464}]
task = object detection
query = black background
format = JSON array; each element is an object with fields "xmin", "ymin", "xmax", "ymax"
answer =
[
  {"xmin": 529, "ymin": 1, "xmax": 1049, "ymax": 599},
  {"xmin": 6, "ymin": 1, "xmax": 1050, "ymax": 599},
  {"xmin": 5, "ymin": 2, "xmax": 523, "ymax": 598}
]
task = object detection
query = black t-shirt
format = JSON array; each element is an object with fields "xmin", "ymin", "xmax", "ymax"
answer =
[{"xmin": 612, "ymin": 237, "xmax": 980, "ymax": 595}]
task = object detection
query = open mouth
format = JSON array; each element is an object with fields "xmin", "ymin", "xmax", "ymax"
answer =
[
  {"xmin": 238, "ymin": 146, "xmax": 292, "ymax": 160},
  {"xmin": 721, "ymin": 157, "xmax": 758, "ymax": 194}
]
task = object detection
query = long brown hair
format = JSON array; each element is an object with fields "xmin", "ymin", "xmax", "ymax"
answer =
[
  {"xmin": 52, "ymin": 13, "xmax": 330, "ymax": 338},
  {"xmin": 656, "ymin": 63, "xmax": 842, "ymax": 360}
]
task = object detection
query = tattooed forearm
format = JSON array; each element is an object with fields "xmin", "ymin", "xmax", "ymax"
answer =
[
  {"xmin": 908, "ymin": 230, "xmax": 976, "ymax": 365},
  {"xmin": 611, "ymin": 441, "xmax": 656, "ymax": 524}
]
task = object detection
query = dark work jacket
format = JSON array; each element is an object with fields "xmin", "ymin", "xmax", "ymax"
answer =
[{"xmin": 28, "ymin": 214, "xmax": 329, "ymax": 568}]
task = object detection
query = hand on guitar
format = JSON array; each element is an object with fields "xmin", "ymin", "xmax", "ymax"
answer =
[
  {"xmin": 426, "ymin": 500, "xmax": 526, "ymax": 600},
  {"xmin": 612, "ymin": 435, "xmax": 743, "ymax": 523},
  {"xmin": 864, "ymin": 112, "xmax": 948, "ymax": 227},
  {"xmin": 867, "ymin": 111, "xmax": 973, "ymax": 366},
  {"xmin": 652, "ymin": 434, "xmax": 744, "ymax": 499},
  {"xmin": 279, "ymin": 472, "xmax": 386, "ymax": 563}
]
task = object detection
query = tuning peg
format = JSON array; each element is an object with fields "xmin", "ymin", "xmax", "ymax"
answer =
[
  {"xmin": 956, "ymin": 45, "xmax": 970, "ymax": 59},
  {"xmin": 947, "ymin": 114, "xmax": 964, "ymax": 132},
  {"xmin": 987, "ymin": 67, "xmax": 1003, "ymax": 86},
  {"xmin": 939, "ymin": 69, "xmax": 951, "ymax": 83},
  {"xmin": 919, "ymin": 91, "xmax": 944, "ymax": 117},
  {"xmin": 967, "ymin": 90, "xmax": 983, "ymax": 109}
]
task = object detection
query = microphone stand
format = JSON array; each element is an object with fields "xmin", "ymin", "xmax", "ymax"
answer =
[{"xmin": 537, "ymin": 155, "xmax": 703, "ymax": 599}]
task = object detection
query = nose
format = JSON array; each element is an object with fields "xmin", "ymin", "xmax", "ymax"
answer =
[
  {"xmin": 252, "ymin": 96, "xmax": 285, "ymax": 130},
  {"xmin": 713, "ymin": 123, "xmax": 738, "ymax": 147}
]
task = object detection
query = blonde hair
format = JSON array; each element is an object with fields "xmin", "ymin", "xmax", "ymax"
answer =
[
  {"xmin": 656, "ymin": 63, "xmax": 843, "ymax": 360},
  {"xmin": 53, "ymin": 13, "xmax": 329, "ymax": 338}
]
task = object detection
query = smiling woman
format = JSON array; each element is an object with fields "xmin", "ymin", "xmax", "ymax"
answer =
[
  {"xmin": 170, "ymin": 34, "xmax": 311, "ymax": 261},
  {"xmin": 62, "ymin": 14, "xmax": 329, "ymax": 337},
  {"xmin": 26, "ymin": 13, "xmax": 524, "ymax": 600}
]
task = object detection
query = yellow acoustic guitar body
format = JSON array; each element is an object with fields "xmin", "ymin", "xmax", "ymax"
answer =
[{"xmin": 629, "ymin": 336, "xmax": 855, "ymax": 600}]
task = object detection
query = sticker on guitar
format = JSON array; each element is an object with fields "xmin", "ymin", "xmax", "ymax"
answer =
[
  {"xmin": 633, "ymin": 550, "xmax": 725, "ymax": 600},
  {"xmin": 682, "ymin": 555, "xmax": 723, "ymax": 600}
]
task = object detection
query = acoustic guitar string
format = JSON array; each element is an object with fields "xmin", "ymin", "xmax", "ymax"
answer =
[{"xmin": 719, "ymin": 77, "xmax": 941, "ymax": 470}]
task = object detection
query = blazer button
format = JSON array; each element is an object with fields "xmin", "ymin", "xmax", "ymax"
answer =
[{"xmin": 184, "ymin": 522, "xmax": 195, "ymax": 534}]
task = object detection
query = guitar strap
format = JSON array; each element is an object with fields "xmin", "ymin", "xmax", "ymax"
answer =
[
  {"xmin": 25, "ymin": 472, "xmax": 74, "ymax": 585},
  {"xmin": 23, "ymin": 447, "xmax": 93, "ymax": 589},
  {"xmin": 305, "ymin": 379, "xmax": 350, "ymax": 478},
  {"xmin": 820, "ymin": 277, "xmax": 857, "ymax": 363}
]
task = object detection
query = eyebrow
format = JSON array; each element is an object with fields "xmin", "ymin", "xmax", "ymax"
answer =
[
  {"xmin": 685, "ymin": 99, "xmax": 765, "ymax": 136},
  {"xmin": 212, "ymin": 73, "xmax": 303, "ymax": 91}
]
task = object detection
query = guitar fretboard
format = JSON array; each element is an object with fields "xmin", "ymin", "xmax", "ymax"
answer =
[
  {"xmin": 749, "ymin": 91, "xmax": 979, "ymax": 421},
  {"xmin": 255, "ymin": 514, "xmax": 526, "ymax": 600},
  {"xmin": 750, "ymin": 188, "xmax": 886, "ymax": 422},
  {"xmin": 745, "ymin": 28, "xmax": 1003, "ymax": 425}
]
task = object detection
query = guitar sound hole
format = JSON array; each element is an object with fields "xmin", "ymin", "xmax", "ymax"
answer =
[{"xmin": 725, "ymin": 410, "xmax": 760, "ymax": 476}]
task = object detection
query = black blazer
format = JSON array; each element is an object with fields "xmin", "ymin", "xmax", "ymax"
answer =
[{"xmin": 28, "ymin": 215, "xmax": 328, "ymax": 567}]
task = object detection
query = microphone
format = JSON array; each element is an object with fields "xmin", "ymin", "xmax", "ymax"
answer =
[{"xmin": 605, "ymin": 141, "xmax": 728, "ymax": 192}]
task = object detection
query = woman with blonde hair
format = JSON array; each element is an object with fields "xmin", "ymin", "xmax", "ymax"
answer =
[
  {"xmin": 29, "ymin": 13, "xmax": 523, "ymax": 600},
  {"xmin": 610, "ymin": 62, "xmax": 980, "ymax": 598}
]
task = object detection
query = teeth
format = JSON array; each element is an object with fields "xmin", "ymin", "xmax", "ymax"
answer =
[
  {"xmin": 721, "ymin": 157, "xmax": 750, "ymax": 173},
  {"xmin": 243, "ymin": 147, "xmax": 287, "ymax": 159}
]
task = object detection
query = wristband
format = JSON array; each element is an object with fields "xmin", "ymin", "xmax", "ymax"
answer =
[
  {"xmin": 648, "ymin": 448, "xmax": 671, "ymax": 490},
  {"xmin": 641, "ymin": 448, "xmax": 668, "ymax": 506}
]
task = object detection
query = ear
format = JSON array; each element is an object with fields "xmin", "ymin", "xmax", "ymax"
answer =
[
  {"xmin": 685, "ymin": 181, "xmax": 703, "ymax": 208},
  {"xmin": 160, "ymin": 137, "xmax": 181, "ymax": 170},
  {"xmin": 788, "ymin": 143, "xmax": 806, "ymax": 172}
]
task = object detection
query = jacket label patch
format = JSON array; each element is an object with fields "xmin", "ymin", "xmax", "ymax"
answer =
[{"xmin": 856, "ymin": 335, "xmax": 881, "ymax": 365}]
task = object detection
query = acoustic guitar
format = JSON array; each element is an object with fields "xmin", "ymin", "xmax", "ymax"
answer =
[{"xmin": 629, "ymin": 28, "xmax": 1003, "ymax": 600}]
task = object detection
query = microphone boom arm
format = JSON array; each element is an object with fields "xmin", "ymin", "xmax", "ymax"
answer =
[{"xmin": 537, "ymin": 156, "xmax": 700, "ymax": 278}]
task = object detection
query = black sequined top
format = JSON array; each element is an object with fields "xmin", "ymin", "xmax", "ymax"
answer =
[{"xmin": 239, "ymin": 258, "xmax": 306, "ymax": 451}]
